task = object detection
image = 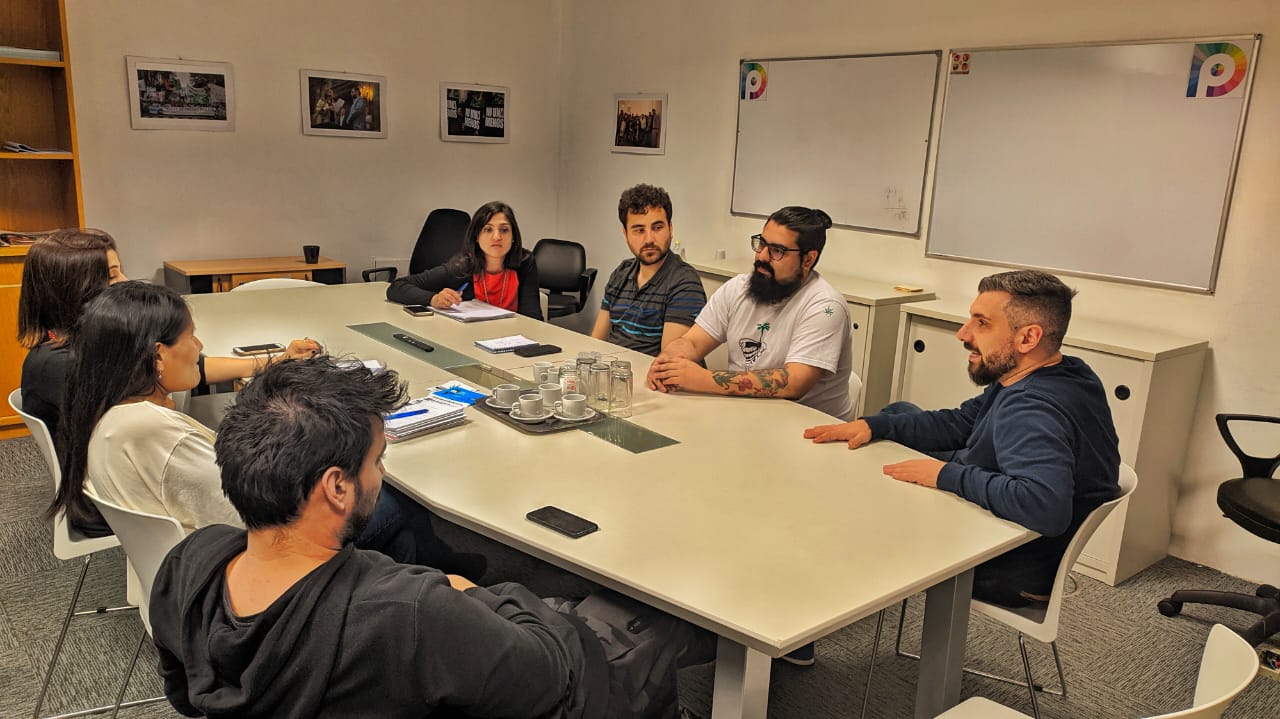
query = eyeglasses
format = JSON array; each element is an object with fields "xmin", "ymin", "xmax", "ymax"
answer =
[{"xmin": 750, "ymin": 234, "xmax": 804, "ymax": 262}]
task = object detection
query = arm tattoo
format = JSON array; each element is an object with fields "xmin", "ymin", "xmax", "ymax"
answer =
[{"xmin": 710, "ymin": 368, "xmax": 791, "ymax": 397}]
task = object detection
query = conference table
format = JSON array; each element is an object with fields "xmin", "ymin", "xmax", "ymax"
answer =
[{"xmin": 185, "ymin": 282, "xmax": 1035, "ymax": 718}]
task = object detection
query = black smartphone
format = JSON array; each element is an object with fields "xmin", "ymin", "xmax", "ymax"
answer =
[
  {"xmin": 232, "ymin": 342, "xmax": 285, "ymax": 356},
  {"xmin": 404, "ymin": 304, "xmax": 433, "ymax": 316},
  {"xmin": 526, "ymin": 506, "xmax": 598, "ymax": 538},
  {"xmin": 513, "ymin": 343, "xmax": 561, "ymax": 358}
]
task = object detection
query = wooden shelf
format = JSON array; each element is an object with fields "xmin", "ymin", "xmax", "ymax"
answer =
[
  {"xmin": 0, "ymin": 152, "xmax": 73, "ymax": 160},
  {"xmin": 0, "ymin": 0, "xmax": 79, "ymax": 436},
  {"xmin": 0, "ymin": 55, "xmax": 63, "ymax": 68}
]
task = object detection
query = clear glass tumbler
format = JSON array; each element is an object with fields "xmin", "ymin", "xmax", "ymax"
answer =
[
  {"xmin": 608, "ymin": 367, "xmax": 634, "ymax": 417},
  {"xmin": 588, "ymin": 362, "xmax": 611, "ymax": 410}
]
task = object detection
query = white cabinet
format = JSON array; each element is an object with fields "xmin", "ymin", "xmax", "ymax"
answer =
[
  {"xmin": 891, "ymin": 301, "xmax": 1208, "ymax": 585},
  {"xmin": 691, "ymin": 259, "xmax": 935, "ymax": 417}
]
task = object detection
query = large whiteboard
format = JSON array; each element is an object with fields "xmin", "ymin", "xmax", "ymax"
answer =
[
  {"xmin": 732, "ymin": 52, "xmax": 941, "ymax": 235},
  {"xmin": 928, "ymin": 37, "xmax": 1259, "ymax": 292}
]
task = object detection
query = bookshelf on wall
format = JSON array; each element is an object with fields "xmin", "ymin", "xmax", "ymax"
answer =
[{"xmin": 1, "ymin": 0, "xmax": 84, "ymax": 438}]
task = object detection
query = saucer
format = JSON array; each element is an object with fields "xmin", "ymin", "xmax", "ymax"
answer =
[
  {"xmin": 509, "ymin": 407, "xmax": 553, "ymax": 423},
  {"xmin": 552, "ymin": 407, "xmax": 597, "ymax": 422},
  {"xmin": 485, "ymin": 396, "xmax": 515, "ymax": 410}
]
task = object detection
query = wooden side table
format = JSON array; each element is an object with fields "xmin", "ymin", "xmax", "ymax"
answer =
[{"xmin": 163, "ymin": 256, "xmax": 347, "ymax": 294}]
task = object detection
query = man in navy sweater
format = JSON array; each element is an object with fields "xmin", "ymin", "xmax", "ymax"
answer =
[{"xmin": 805, "ymin": 269, "xmax": 1120, "ymax": 608}]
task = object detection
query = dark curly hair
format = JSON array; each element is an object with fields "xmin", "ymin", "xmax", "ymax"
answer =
[{"xmin": 617, "ymin": 183, "xmax": 673, "ymax": 226}]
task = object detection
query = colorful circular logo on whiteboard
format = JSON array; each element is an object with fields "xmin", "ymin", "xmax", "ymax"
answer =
[
  {"xmin": 1187, "ymin": 42, "xmax": 1247, "ymax": 98},
  {"xmin": 740, "ymin": 62, "xmax": 767, "ymax": 100}
]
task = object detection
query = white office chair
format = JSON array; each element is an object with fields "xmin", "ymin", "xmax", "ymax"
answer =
[
  {"xmin": 864, "ymin": 464, "xmax": 1139, "ymax": 719},
  {"xmin": 8, "ymin": 389, "xmax": 144, "ymax": 719},
  {"xmin": 934, "ymin": 623, "xmax": 1258, "ymax": 719},
  {"xmin": 87, "ymin": 491, "xmax": 186, "ymax": 715},
  {"xmin": 229, "ymin": 277, "xmax": 324, "ymax": 291}
]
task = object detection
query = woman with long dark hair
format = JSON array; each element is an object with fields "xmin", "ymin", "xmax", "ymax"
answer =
[
  {"xmin": 54, "ymin": 282, "xmax": 476, "ymax": 573},
  {"xmin": 53, "ymin": 282, "xmax": 240, "ymax": 533},
  {"xmin": 17, "ymin": 229, "xmax": 318, "ymax": 450},
  {"xmin": 386, "ymin": 201, "xmax": 542, "ymax": 319}
]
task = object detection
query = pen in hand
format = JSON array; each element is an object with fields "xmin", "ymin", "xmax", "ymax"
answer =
[{"xmin": 453, "ymin": 282, "xmax": 470, "ymax": 308}]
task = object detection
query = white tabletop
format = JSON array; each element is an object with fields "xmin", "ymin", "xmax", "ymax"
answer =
[{"xmin": 186, "ymin": 282, "xmax": 1035, "ymax": 717}]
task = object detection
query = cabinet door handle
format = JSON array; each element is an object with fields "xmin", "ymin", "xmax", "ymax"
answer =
[
  {"xmin": 913, "ymin": 339, "xmax": 926, "ymax": 353},
  {"xmin": 1114, "ymin": 385, "xmax": 1131, "ymax": 401}
]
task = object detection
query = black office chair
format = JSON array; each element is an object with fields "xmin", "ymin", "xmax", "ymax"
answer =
[
  {"xmin": 1158, "ymin": 413, "xmax": 1280, "ymax": 646},
  {"xmin": 362, "ymin": 208, "xmax": 471, "ymax": 282},
  {"xmin": 532, "ymin": 238, "xmax": 597, "ymax": 319}
]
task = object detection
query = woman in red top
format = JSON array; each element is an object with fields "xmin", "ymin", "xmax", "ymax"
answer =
[{"xmin": 386, "ymin": 201, "xmax": 543, "ymax": 320}]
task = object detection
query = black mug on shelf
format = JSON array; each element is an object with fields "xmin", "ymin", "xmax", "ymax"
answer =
[{"xmin": 302, "ymin": 245, "xmax": 320, "ymax": 264}]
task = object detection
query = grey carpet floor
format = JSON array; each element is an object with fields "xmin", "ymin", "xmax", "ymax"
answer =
[{"xmin": 2, "ymin": 435, "xmax": 1277, "ymax": 718}]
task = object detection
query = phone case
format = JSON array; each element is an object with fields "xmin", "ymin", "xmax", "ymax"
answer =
[
  {"xmin": 514, "ymin": 344, "xmax": 561, "ymax": 358},
  {"xmin": 233, "ymin": 344, "xmax": 284, "ymax": 356},
  {"xmin": 526, "ymin": 506, "xmax": 598, "ymax": 538}
]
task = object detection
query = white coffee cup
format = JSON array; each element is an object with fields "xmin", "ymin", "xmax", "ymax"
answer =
[
  {"xmin": 533, "ymin": 361, "xmax": 554, "ymax": 383},
  {"xmin": 492, "ymin": 384, "xmax": 522, "ymax": 407},
  {"xmin": 517, "ymin": 393, "xmax": 543, "ymax": 416},
  {"xmin": 539, "ymin": 383, "xmax": 563, "ymax": 407},
  {"xmin": 559, "ymin": 393, "xmax": 588, "ymax": 418}
]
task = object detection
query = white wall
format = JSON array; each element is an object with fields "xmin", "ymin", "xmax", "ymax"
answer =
[
  {"xmin": 557, "ymin": 0, "xmax": 1280, "ymax": 584},
  {"xmin": 66, "ymin": 0, "xmax": 565, "ymax": 283}
]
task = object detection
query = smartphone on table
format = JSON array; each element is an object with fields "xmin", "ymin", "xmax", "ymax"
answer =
[
  {"xmin": 404, "ymin": 304, "xmax": 434, "ymax": 316},
  {"xmin": 232, "ymin": 342, "xmax": 285, "ymax": 356},
  {"xmin": 526, "ymin": 506, "xmax": 598, "ymax": 538}
]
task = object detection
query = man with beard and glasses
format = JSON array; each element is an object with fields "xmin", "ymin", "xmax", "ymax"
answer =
[
  {"xmin": 591, "ymin": 184, "xmax": 706, "ymax": 356},
  {"xmin": 804, "ymin": 270, "xmax": 1121, "ymax": 610},
  {"xmin": 646, "ymin": 205, "xmax": 855, "ymax": 421},
  {"xmin": 150, "ymin": 357, "xmax": 714, "ymax": 718}
]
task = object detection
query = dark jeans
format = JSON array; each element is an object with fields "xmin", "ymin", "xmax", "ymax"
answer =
[{"xmin": 356, "ymin": 484, "xmax": 460, "ymax": 569}]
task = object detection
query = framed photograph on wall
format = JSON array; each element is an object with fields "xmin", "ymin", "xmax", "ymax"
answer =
[
  {"xmin": 126, "ymin": 56, "xmax": 234, "ymax": 131},
  {"xmin": 612, "ymin": 93, "xmax": 666, "ymax": 154},
  {"xmin": 300, "ymin": 69, "xmax": 386, "ymax": 138},
  {"xmin": 440, "ymin": 83, "xmax": 509, "ymax": 143}
]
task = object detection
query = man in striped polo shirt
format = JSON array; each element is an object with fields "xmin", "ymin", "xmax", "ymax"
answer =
[{"xmin": 591, "ymin": 184, "xmax": 707, "ymax": 356}]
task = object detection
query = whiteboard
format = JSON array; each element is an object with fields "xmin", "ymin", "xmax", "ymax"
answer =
[
  {"xmin": 927, "ymin": 36, "xmax": 1259, "ymax": 292},
  {"xmin": 732, "ymin": 52, "xmax": 941, "ymax": 235}
]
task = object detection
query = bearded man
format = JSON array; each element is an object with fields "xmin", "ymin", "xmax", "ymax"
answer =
[
  {"xmin": 804, "ymin": 270, "xmax": 1121, "ymax": 609},
  {"xmin": 645, "ymin": 205, "xmax": 855, "ymax": 421},
  {"xmin": 592, "ymin": 184, "xmax": 706, "ymax": 356}
]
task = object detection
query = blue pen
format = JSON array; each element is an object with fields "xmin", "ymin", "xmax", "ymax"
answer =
[
  {"xmin": 387, "ymin": 408, "xmax": 431, "ymax": 420},
  {"xmin": 457, "ymin": 281, "xmax": 470, "ymax": 294}
]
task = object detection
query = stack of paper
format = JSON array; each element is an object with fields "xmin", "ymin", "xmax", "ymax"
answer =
[
  {"xmin": 434, "ymin": 300, "xmax": 515, "ymax": 322},
  {"xmin": 383, "ymin": 395, "xmax": 466, "ymax": 442},
  {"xmin": 474, "ymin": 334, "xmax": 538, "ymax": 353},
  {"xmin": 383, "ymin": 381, "xmax": 482, "ymax": 442}
]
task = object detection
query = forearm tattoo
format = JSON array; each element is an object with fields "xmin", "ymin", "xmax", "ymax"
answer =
[{"xmin": 710, "ymin": 368, "xmax": 790, "ymax": 397}]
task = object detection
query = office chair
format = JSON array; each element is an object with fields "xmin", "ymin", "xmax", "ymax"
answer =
[
  {"xmin": 1158, "ymin": 414, "xmax": 1280, "ymax": 646},
  {"xmin": 933, "ymin": 623, "xmax": 1258, "ymax": 719},
  {"xmin": 363, "ymin": 208, "xmax": 470, "ymax": 282},
  {"xmin": 229, "ymin": 277, "xmax": 324, "ymax": 291},
  {"xmin": 87, "ymin": 491, "xmax": 186, "ymax": 716},
  {"xmin": 864, "ymin": 464, "xmax": 1139, "ymax": 719},
  {"xmin": 532, "ymin": 238, "xmax": 597, "ymax": 319},
  {"xmin": 8, "ymin": 390, "xmax": 156, "ymax": 719}
]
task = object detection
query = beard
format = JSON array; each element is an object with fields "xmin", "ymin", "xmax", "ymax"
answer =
[
  {"xmin": 338, "ymin": 478, "xmax": 380, "ymax": 546},
  {"xmin": 636, "ymin": 244, "xmax": 669, "ymax": 267},
  {"xmin": 966, "ymin": 339, "xmax": 1018, "ymax": 386},
  {"xmin": 746, "ymin": 261, "xmax": 804, "ymax": 303}
]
